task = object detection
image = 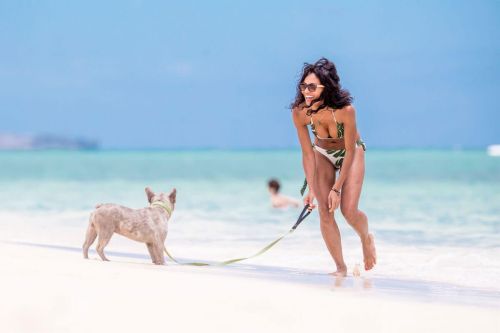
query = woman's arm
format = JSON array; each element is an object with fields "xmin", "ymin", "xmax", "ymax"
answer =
[{"xmin": 292, "ymin": 108, "xmax": 316, "ymax": 197}]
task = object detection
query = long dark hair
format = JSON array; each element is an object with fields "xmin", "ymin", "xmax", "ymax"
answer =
[{"xmin": 290, "ymin": 57, "xmax": 353, "ymax": 112}]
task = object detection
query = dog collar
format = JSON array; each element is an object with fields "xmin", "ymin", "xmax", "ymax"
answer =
[{"xmin": 150, "ymin": 201, "xmax": 173, "ymax": 217}]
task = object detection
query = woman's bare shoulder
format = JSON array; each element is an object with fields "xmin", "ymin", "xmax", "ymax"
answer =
[
  {"xmin": 336, "ymin": 104, "xmax": 356, "ymax": 121},
  {"xmin": 292, "ymin": 103, "xmax": 308, "ymax": 125},
  {"xmin": 292, "ymin": 102, "xmax": 307, "ymax": 112}
]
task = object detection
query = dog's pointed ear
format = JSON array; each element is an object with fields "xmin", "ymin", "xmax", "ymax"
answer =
[
  {"xmin": 145, "ymin": 187, "xmax": 155, "ymax": 203},
  {"xmin": 169, "ymin": 188, "xmax": 177, "ymax": 204}
]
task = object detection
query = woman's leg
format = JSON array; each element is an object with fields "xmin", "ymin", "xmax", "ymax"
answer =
[
  {"xmin": 340, "ymin": 147, "xmax": 376, "ymax": 270},
  {"xmin": 313, "ymin": 150, "xmax": 347, "ymax": 275}
]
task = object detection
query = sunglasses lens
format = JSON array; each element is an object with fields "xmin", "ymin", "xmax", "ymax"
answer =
[{"xmin": 300, "ymin": 83, "xmax": 321, "ymax": 92}]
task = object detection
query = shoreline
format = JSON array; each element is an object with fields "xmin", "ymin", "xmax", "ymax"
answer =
[{"xmin": 4, "ymin": 240, "xmax": 500, "ymax": 309}]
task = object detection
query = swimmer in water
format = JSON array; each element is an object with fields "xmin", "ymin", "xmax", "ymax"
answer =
[{"xmin": 268, "ymin": 179, "xmax": 301, "ymax": 209}]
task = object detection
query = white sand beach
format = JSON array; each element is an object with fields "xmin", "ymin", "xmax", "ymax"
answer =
[{"xmin": 1, "ymin": 240, "xmax": 498, "ymax": 333}]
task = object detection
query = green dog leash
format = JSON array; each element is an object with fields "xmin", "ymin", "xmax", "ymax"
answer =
[{"xmin": 163, "ymin": 205, "xmax": 312, "ymax": 266}]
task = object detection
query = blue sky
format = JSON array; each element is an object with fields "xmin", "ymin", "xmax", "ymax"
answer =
[{"xmin": 0, "ymin": 0, "xmax": 498, "ymax": 148}]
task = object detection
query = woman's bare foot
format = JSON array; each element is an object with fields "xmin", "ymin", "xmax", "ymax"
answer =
[
  {"xmin": 362, "ymin": 233, "xmax": 377, "ymax": 270},
  {"xmin": 328, "ymin": 265, "xmax": 347, "ymax": 277}
]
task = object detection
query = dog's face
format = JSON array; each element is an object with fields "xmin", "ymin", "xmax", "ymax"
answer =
[{"xmin": 145, "ymin": 187, "xmax": 176, "ymax": 209}]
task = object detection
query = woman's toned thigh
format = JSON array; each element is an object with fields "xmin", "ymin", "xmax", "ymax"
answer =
[
  {"xmin": 340, "ymin": 146, "xmax": 365, "ymax": 212},
  {"xmin": 313, "ymin": 149, "xmax": 336, "ymax": 208}
]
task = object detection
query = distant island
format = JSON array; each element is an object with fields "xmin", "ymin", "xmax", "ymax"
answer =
[{"xmin": 0, "ymin": 133, "xmax": 99, "ymax": 150}]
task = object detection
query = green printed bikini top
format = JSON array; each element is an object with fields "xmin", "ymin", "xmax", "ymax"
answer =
[{"xmin": 308, "ymin": 107, "xmax": 344, "ymax": 139}]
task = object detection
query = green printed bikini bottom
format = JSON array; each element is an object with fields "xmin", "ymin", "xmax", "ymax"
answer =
[{"xmin": 300, "ymin": 139, "xmax": 366, "ymax": 195}]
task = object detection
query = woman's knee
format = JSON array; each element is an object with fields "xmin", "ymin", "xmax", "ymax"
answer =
[
  {"xmin": 317, "ymin": 204, "xmax": 331, "ymax": 220},
  {"xmin": 340, "ymin": 204, "xmax": 357, "ymax": 223},
  {"xmin": 319, "ymin": 207, "xmax": 340, "ymax": 227}
]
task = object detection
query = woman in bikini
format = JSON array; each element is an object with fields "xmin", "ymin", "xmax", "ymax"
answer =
[{"xmin": 291, "ymin": 57, "xmax": 376, "ymax": 276}]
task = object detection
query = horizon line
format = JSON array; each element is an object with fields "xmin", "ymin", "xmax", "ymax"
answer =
[{"xmin": 0, "ymin": 145, "xmax": 495, "ymax": 152}]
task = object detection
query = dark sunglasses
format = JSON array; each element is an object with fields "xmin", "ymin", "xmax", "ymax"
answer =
[{"xmin": 299, "ymin": 83, "xmax": 325, "ymax": 92}]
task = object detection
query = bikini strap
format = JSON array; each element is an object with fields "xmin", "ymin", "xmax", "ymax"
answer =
[{"xmin": 331, "ymin": 109, "xmax": 338, "ymax": 124}]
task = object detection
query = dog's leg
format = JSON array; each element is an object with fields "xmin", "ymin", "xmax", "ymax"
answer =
[
  {"xmin": 158, "ymin": 234, "xmax": 167, "ymax": 265},
  {"xmin": 152, "ymin": 241, "xmax": 165, "ymax": 265},
  {"xmin": 96, "ymin": 229, "xmax": 113, "ymax": 262},
  {"xmin": 151, "ymin": 238, "xmax": 165, "ymax": 265},
  {"xmin": 146, "ymin": 243, "xmax": 158, "ymax": 264},
  {"xmin": 83, "ymin": 218, "xmax": 97, "ymax": 259}
]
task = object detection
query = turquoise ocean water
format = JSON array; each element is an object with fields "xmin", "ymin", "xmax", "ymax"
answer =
[{"xmin": 0, "ymin": 149, "xmax": 499, "ymax": 293}]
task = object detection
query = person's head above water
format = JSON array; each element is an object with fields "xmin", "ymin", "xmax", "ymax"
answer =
[
  {"xmin": 267, "ymin": 179, "xmax": 280, "ymax": 194},
  {"xmin": 290, "ymin": 57, "xmax": 353, "ymax": 112}
]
